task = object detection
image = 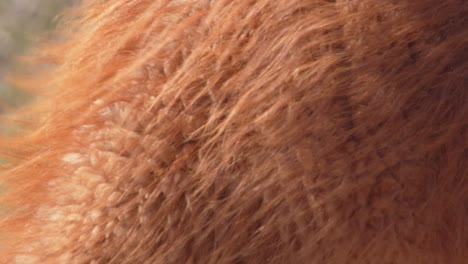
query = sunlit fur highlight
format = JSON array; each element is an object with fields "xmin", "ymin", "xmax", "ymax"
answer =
[{"xmin": 0, "ymin": 0, "xmax": 467, "ymax": 263}]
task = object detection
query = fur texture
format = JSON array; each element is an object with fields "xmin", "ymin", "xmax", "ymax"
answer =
[{"xmin": 0, "ymin": 0, "xmax": 467, "ymax": 263}]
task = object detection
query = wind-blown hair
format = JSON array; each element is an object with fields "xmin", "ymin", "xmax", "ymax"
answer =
[{"xmin": 0, "ymin": 0, "xmax": 466, "ymax": 263}]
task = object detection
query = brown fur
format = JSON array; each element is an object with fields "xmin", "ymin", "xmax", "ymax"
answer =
[{"xmin": 0, "ymin": 0, "xmax": 467, "ymax": 263}]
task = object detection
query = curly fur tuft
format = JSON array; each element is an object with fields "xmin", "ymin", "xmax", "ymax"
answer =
[{"xmin": 0, "ymin": 0, "xmax": 467, "ymax": 263}]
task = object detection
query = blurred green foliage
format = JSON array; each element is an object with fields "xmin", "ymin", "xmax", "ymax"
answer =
[{"xmin": 0, "ymin": 0, "xmax": 74, "ymax": 108}]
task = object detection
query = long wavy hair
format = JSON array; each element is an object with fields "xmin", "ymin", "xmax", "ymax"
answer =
[{"xmin": 0, "ymin": 0, "xmax": 466, "ymax": 263}]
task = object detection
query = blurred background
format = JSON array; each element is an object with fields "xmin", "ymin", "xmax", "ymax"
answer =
[{"xmin": 0, "ymin": 0, "xmax": 74, "ymax": 108}]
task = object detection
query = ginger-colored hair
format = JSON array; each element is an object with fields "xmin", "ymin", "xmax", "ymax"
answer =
[{"xmin": 0, "ymin": 0, "xmax": 467, "ymax": 263}]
